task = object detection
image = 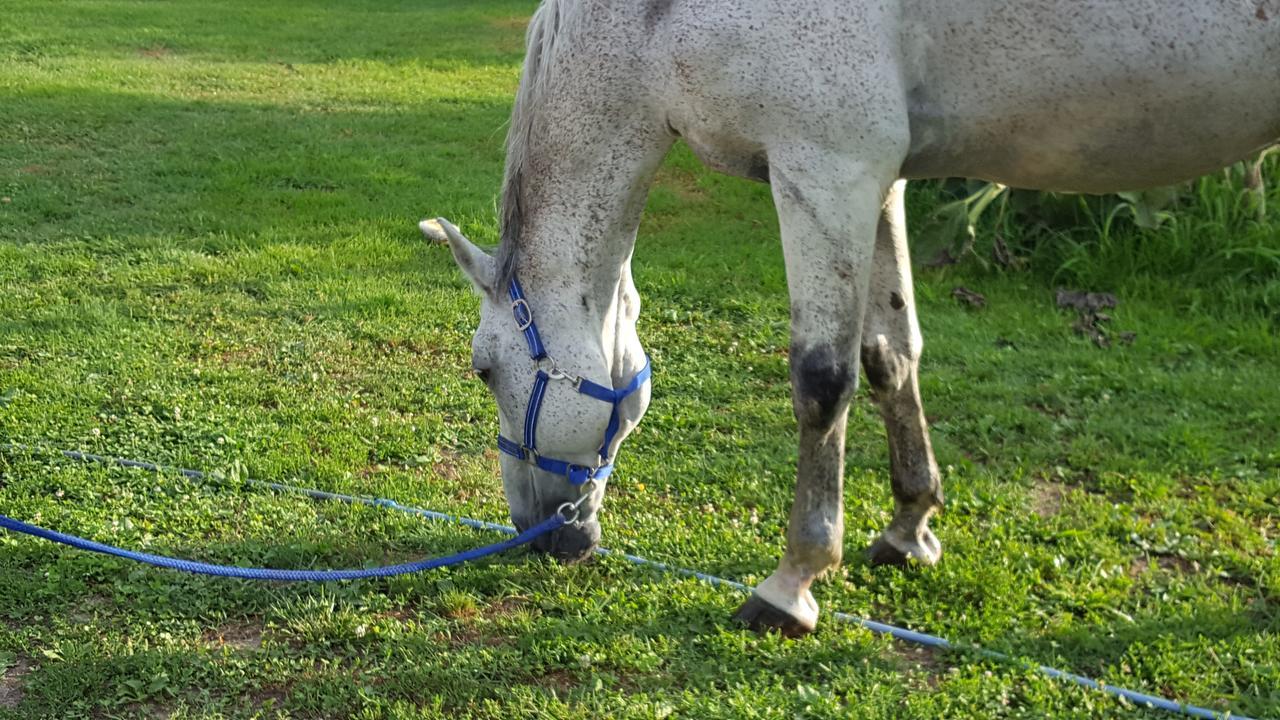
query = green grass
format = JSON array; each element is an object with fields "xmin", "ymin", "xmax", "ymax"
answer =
[{"xmin": 1, "ymin": 2, "xmax": 1278, "ymax": 718}]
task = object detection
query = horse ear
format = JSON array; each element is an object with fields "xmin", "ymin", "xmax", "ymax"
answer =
[{"xmin": 433, "ymin": 218, "xmax": 494, "ymax": 293}]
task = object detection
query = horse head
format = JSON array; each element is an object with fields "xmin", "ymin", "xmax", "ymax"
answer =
[{"xmin": 434, "ymin": 218, "xmax": 652, "ymax": 562}]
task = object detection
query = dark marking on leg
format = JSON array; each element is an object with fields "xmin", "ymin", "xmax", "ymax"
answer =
[
  {"xmin": 770, "ymin": 169, "xmax": 816, "ymax": 220},
  {"xmin": 860, "ymin": 344, "xmax": 894, "ymax": 393},
  {"xmin": 793, "ymin": 344, "xmax": 855, "ymax": 428},
  {"xmin": 889, "ymin": 292, "xmax": 906, "ymax": 310},
  {"xmin": 580, "ymin": 294, "xmax": 590, "ymax": 311},
  {"xmin": 860, "ymin": 343, "xmax": 944, "ymax": 507}
]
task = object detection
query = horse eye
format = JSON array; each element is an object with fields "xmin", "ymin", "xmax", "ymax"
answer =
[{"xmin": 474, "ymin": 368, "xmax": 492, "ymax": 384}]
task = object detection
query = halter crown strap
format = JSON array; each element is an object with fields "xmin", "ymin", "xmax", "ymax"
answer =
[{"xmin": 496, "ymin": 277, "xmax": 650, "ymax": 486}]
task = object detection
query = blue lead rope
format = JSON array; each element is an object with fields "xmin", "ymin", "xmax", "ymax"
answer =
[
  {"xmin": 0, "ymin": 445, "xmax": 1256, "ymax": 720},
  {"xmin": 0, "ymin": 445, "xmax": 565, "ymax": 581},
  {"xmin": 0, "ymin": 513, "xmax": 563, "ymax": 581}
]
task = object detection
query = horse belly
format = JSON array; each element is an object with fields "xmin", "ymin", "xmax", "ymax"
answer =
[
  {"xmin": 906, "ymin": 98, "xmax": 1280, "ymax": 193},
  {"xmin": 900, "ymin": 0, "xmax": 1280, "ymax": 193}
]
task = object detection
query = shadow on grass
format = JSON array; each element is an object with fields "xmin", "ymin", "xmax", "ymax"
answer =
[{"xmin": 0, "ymin": 86, "xmax": 511, "ymax": 248}]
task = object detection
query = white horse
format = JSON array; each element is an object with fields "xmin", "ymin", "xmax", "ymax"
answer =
[{"xmin": 429, "ymin": 0, "xmax": 1280, "ymax": 635}]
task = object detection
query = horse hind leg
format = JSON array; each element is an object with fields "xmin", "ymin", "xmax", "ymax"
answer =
[
  {"xmin": 862, "ymin": 180, "xmax": 944, "ymax": 566},
  {"xmin": 734, "ymin": 146, "xmax": 901, "ymax": 636}
]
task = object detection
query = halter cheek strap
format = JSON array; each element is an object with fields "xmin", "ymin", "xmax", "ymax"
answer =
[{"xmin": 496, "ymin": 277, "xmax": 651, "ymax": 486}]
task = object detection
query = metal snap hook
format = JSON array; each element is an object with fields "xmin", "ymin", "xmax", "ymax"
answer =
[
  {"xmin": 556, "ymin": 478, "xmax": 597, "ymax": 526},
  {"xmin": 536, "ymin": 355, "xmax": 580, "ymax": 385},
  {"xmin": 556, "ymin": 501, "xmax": 581, "ymax": 525}
]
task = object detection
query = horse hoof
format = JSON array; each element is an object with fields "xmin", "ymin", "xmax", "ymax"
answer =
[
  {"xmin": 867, "ymin": 529, "xmax": 942, "ymax": 567},
  {"xmin": 419, "ymin": 218, "xmax": 448, "ymax": 243},
  {"xmin": 733, "ymin": 594, "xmax": 816, "ymax": 637}
]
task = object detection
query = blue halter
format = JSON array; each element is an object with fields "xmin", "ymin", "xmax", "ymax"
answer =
[{"xmin": 495, "ymin": 277, "xmax": 651, "ymax": 487}]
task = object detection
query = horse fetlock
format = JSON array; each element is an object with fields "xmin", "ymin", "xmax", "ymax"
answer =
[
  {"xmin": 868, "ymin": 509, "xmax": 942, "ymax": 567},
  {"xmin": 736, "ymin": 571, "xmax": 820, "ymax": 635},
  {"xmin": 789, "ymin": 518, "xmax": 844, "ymax": 572}
]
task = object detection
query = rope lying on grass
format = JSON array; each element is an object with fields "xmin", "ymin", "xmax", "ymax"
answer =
[{"xmin": 0, "ymin": 444, "xmax": 1254, "ymax": 720}]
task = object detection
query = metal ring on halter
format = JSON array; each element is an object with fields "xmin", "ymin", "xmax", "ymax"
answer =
[
  {"xmin": 556, "ymin": 478, "xmax": 597, "ymax": 525},
  {"xmin": 556, "ymin": 501, "xmax": 581, "ymax": 525}
]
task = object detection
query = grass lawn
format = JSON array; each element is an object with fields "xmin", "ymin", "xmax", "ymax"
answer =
[{"xmin": 1, "ymin": 1, "xmax": 1277, "ymax": 718}]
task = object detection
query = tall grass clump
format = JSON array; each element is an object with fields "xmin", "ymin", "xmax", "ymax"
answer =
[{"xmin": 910, "ymin": 150, "xmax": 1280, "ymax": 323}]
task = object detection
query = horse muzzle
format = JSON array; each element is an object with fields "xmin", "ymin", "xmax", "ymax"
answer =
[{"xmin": 519, "ymin": 515, "xmax": 600, "ymax": 562}]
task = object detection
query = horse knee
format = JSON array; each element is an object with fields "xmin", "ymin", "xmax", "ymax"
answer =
[
  {"xmin": 860, "ymin": 334, "xmax": 917, "ymax": 395},
  {"xmin": 791, "ymin": 344, "xmax": 858, "ymax": 428}
]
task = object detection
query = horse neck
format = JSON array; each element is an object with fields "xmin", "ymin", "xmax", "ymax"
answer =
[
  {"xmin": 515, "ymin": 156, "xmax": 659, "ymax": 380},
  {"xmin": 509, "ymin": 121, "xmax": 670, "ymax": 378},
  {"xmin": 501, "ymin": 0, "xmax": 671, "ymax": 375}
]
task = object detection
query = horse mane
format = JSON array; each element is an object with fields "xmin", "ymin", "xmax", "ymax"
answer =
[{"xmin": 494, "ymin": 0, "xmax": 573, "ymax": 297}]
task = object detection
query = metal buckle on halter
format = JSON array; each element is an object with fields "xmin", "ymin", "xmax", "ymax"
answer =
[
  {"xmin": 511, "ymin": 298, "xmax": 533, "ymax": 331},
  {"xmin": 519, "ymin": 444, "xmax": 540, "ymax": 465}
]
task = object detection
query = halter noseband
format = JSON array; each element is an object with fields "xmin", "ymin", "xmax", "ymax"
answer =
[{"xmin": 495, "ymin": 276, "xmax": 651, "ymax": 487}]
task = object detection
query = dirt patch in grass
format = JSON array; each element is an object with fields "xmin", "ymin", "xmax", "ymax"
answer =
[
  {"xmin": 1031, "ymin": 479, "xmax": 1069, "ymax": 517},
  {"xmin": 246, "ymin": 685, "xmax": 290, "ymax": 708},
  {"xmin": 434, "ymin": 626, "xmax": 508, "ymax": 649},
  {"xmin": 487, "ymin": 596, "xmax": 529, "ymax": 618},
  {"xmin": 1028, "ymin": 400, "xmax": 1066, "ymax": 418},
  {"xmin": 535, "ymin": 669, "xmax": 577, "ymax": 695},
  {"xmin": 1, "ymin": 655, "xmax": 31, "ymax": 710},
  {"xmin": 433, "ymin": 448, "xmax": 463, "ymax": 483},
  {"xmin": 1156, "ymin": 554, "xmax": 1197, "ymax": 574},
  {"xmin": 205, "ymin": 620, "xmax": 264, "ymax": 651},
  {"xmin": 488, "ymin": 16, "xmax": 529, "ymax": 31},
  {"xmin": 68, "ymin": 593, "xmax": 112, "ymax": 624},
  {"xmin": 1130, "ymin": 554, "xmax": 1198, "ymax": 579},
  {"xmin": 214, "ymin": 344, "xmax": 262, "ymax": 367},
  {"xmin": 886, "ymin": 641, "xmax": 948, "ymax": 690}
]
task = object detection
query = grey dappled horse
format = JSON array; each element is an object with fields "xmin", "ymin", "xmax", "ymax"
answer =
[{"xmin": 429, "ymin": 0, "xmax": 1280, "ymax": 635}]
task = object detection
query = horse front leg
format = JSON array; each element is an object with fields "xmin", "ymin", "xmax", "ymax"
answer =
[
  {"xmin": 863, "ymin": 181, "xmax": 944, "ymax": 566},
  {"xmin": 735, "ymin": 149, "xmax": 898, "ymax": 636}
]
